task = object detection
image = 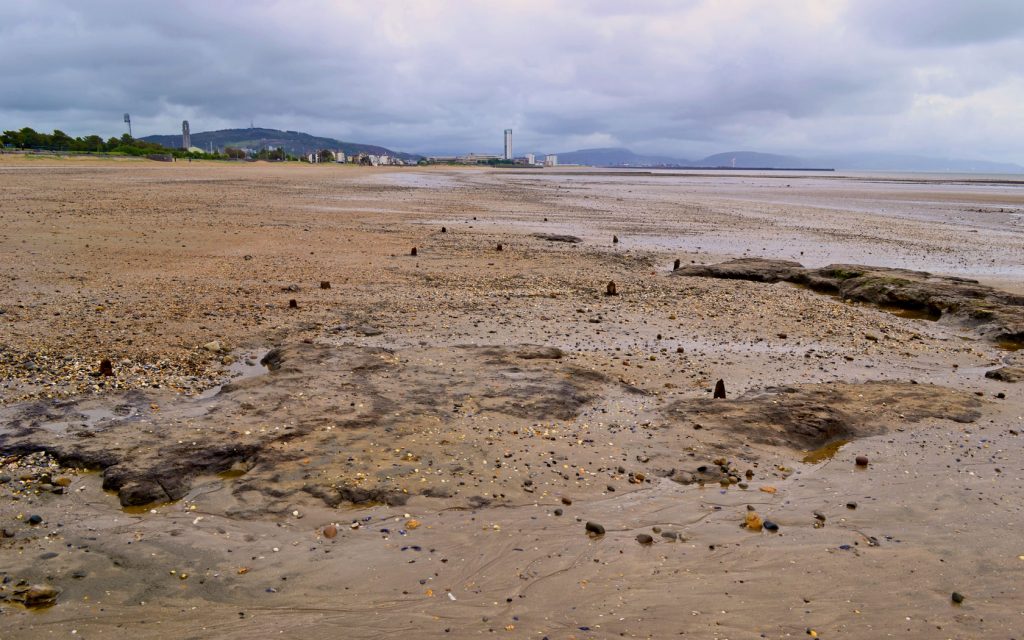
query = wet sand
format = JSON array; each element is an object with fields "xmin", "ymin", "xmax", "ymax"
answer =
[{"xmin": 1, "ymin": 156, "xmax": 1022, "ymax": 638}]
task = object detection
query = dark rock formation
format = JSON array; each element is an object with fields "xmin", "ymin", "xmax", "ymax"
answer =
[
  {"xmin": 666, "ymin": 381, "xmax": 981, "ymax": 450},
  {"xmin": 675, "ymin": 258, "xmax": 1024, "ymax": 345},
  {"xmin": 985, "ymin": 366, "xmax": 1023, "ymax": 383},
  {"xmin": 532, "ymin": 233, "xmax": 583, "ymax": 244}
]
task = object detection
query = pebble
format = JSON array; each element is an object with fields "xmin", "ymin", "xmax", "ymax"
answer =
[
  {"xmin": 846, "ymin": 502, "xmax": 858, "ymax": 510},
  {"xmin": 605, "ymin": 281, "xmax": 618, "ymax": 296},
  {"xmin": 635, "ymin": 534, "xmax": 653, "ymax": 545},
  {"xmin": 20, "ymin": 584, "xmax": 59, "ymax": 608},
  {"xmin": 323, "ymin": 525, "xmax": 338, "ymax": 539},
  {"xmin": 744, "ymin": 512, "xmax": 763, "ymax": 531},
  {"xmin": 553, "ymin": 508, "xmax": 563, "ymax": 516},
  {"xmin": 585, "ymin": 521, "xmax": 605, "ymax": 536},
  {"xmin": 763, "ymin": 520, "xmax": 780, "ymax": 532},
  {"xmin": 27, "ymin": 514, "xmax": 43, "ymax": 525},
  {"xmin": 952, "ymin": 591, "xmax": 964, "ymax": 604},
  {"xmin": 855, "ymin": 455, "xmax": 869, "ymax": 467}
]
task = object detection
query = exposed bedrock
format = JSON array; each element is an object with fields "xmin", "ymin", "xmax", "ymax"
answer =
[
  {"xmin": 0, "ymin": 342, "xmax": 631, "ymax": 508},
  {"xmin": 675, "ymin": 258, "xmax": 1024, "ymax": 344},
  {"xmin": 665, "ymin": 381, "xmax": 982, "ymax": 450}
]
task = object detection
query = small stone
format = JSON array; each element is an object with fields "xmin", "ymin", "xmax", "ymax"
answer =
[
  {"xmin": 288, "ymin": 299, "xmax": 298, "ymax": 308},
  {"xmin": 635, "ymin": 534, "xmax": 653, "ymax": 545},
  {"xmin": 553, "ymin": 508, "xmax": 563, "ymax": 516},
  {"xmin": 323, "ymin": 525, "xmax": 338, "ymax": 539},
  {"xmin": 952, "ymin": 592, "xmax": 964, "ymax": 604},
  {"xmin": 27, "ymin": 514, "xmax": 43, "ymax": 525},
  {"xmin": 320, "ymin": 281, "xmax": 331, "ymax": 289},
  {"xmin": 202, "ymin": 340, "xmax": 223, "ymax": 353},
  {"xmin": 713, "ymin": 379, "xmax": 726, "ymax": 399},
  {"xmin": 20, "ymin": 584, "xmax": 59, "ymax": 608},
  {"xmin": 673, "ymin": 258, "xmax": 681, "ymax": 271},
  {"xmin": 410, "ymin": 247, "xmax": 417, "ymax": 256},
  {"xmin": 855, "ymin": 456, "xmax": 869, "ymax": 467},
  {"xmin": 612, "ymin": 235, "xmax": 619, "ymax": 244},
  {"xmin": 441, "ymin": 226, "xmax": 447, "ymax": 233},
  {"xmin": 496, "ymin": 243, "xmax": 503, "ymax": 252},
  {"xmin": 99, "ymin": 358, "xmax": 114, "ymax": 377},
  {"xmin": 846, "ymin": 502, "xmax": 858, "ymax": 509},
  {"xmin": 763, "ymin": 520, "xmax": 779, "ymax": 532},
  {"xmin": 585, "ymin": 521, "xmax": 605, "ymax": 536},
  {"xmin": 561, "ymin": 497, "xmax": 572, "ymax": 505},
  {"xmin": 744, "ymin": 512, "xmax": 763, "ymax": 531},
  {"xmin": 605, "ymin": 281, "xmax": 617, "ymax": 296},
  {"xmin": 813, "ymin": 511, "xmax": 826, "ymax": 522}
]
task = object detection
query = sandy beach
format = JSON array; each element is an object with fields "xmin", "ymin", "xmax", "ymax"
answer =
[{"xmin": 1, "ymin": 156, "xmax": 1022, "ymax": 639}]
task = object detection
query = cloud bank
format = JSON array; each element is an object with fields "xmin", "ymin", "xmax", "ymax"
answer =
[{"xmin": 1, "ymin": 0, "xmax": 1022, "ymax": 160}]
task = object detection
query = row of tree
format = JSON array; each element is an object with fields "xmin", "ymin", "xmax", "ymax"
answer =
[
  {"xmin": 0, "ymin": 127, "xmax": 185, "ymax": 156},
  {"xmin": 4, "ymin": 127, "xmax": 303, "ymax": 162}
]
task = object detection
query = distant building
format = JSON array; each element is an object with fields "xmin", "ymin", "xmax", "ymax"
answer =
[
  {"xmin": 525, "ymin": 153, "xmax": 535, "ymax": 165},
  {"xmin": 335, "ymin": 150, "xmax": 346, "ymax": 163},
  {"xmin": 544, "ymin": 154, "xmax": 558, "ymax": 167},
  {"xmin": 181, "ymin": 121, "xmax": 191, "ymax": 150},
  {"xmin": 503, "ymin": 129, "xmax": 513, "ymax": 160}
]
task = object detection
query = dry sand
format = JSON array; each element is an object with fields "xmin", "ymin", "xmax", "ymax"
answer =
[{"xmin": 1, "ymin": 156, "xmax": 1022, "ymax": 638}]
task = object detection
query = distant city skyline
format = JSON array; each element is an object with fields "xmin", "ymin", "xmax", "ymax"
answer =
[{"xmin": 2, "ymin": 1, "xmax": 1024, "ymax": 163}]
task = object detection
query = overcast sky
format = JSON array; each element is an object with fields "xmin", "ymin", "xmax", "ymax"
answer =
[{"xmin": 2, "ymin": 0, "xmax": 1023, "ymax": 160}]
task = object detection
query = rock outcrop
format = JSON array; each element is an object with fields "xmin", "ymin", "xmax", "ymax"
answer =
[{"xmin": 675, "ymin": 258, "xmax": 1024, "ymax": 345}]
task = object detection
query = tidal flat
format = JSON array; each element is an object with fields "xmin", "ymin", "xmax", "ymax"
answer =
[{"xmin": 1, "ymin": 156, "xmax": 1022, "ymax": 638}]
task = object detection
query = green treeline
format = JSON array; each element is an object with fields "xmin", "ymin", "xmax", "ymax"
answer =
[
  {"xmin": 0, "ymin": 127, "xmax": 212, "ymax": 158},
  {"xmin": 4, "ymin": 127, "xmax": 303, "ymax": 162}
]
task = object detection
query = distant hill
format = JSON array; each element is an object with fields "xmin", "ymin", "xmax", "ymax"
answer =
[
  {"xmin": 698, "ymin": 151, "xmax": 808, "ymax": 168},
  {"xmin": 141, "ymin": 127, "xmax": 420, "ymax": 160},
  {"xmin": 548, "ymin": 146, "xmax": 1022, "ymax": 173},
  {"xmin": 552, "ymin": 147, "xmax": 690, "ymax": 167}
]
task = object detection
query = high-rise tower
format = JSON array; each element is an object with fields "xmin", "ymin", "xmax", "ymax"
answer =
[
  {"xmin": 182, "ymin": 121, "xmax": 191, "ymax": 150},
  {"xmin": 503, "ymin": 129, "xmax": 512, "ymax": 160}
]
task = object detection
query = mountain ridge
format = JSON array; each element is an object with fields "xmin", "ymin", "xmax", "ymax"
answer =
[
  {"xmin": 549, "ymin": 146, "xmax": 1023, "ymax": 172},
  {"xmin": 141, "ymin": 127, "xmax": 421, "ymax": 160}
]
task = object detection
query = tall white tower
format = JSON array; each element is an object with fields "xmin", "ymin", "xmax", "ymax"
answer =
[
  {"xmin": 182, "ymin": 121, "xmax": 191, "ymax": 149},
  {"xmin": 503, "ymin": 129, "xmax": 512, "ymax": 160}
]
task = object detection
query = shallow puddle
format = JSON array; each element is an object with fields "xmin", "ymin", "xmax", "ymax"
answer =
[
  {"xmin": 197, "ymin": 350, "xmax": 270, "ymax": 399},
  {"xmin": 801, "ymin": 439, "xmax": 851, "ymax": 464},
  {"xmin": 996, "ymin": 339, "xmax": 1022, "ymax": 352}
]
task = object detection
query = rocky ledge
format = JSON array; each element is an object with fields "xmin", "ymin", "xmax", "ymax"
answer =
[{"xmin": 675, "ymin": 258, "xmax": 1024, "ymax": 345}]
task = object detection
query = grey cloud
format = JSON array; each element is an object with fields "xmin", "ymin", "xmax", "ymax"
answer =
[{"xmin": 0, "ymin": 1, "xmax": 1022, "ymax": 163}]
